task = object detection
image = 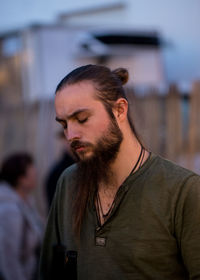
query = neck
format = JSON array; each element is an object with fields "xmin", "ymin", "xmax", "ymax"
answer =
[
  {"xmin": 99, "ymin": 129, "xmax": 148, "ymax": 194},
  {"xmin": 112, "ymin": 134, "xmax": 141, "ymax": 184}
]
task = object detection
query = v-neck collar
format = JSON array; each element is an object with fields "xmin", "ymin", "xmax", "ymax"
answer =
[{"xmin": 91, "ymin": 152, "xmax": 157, "ymax": 230}]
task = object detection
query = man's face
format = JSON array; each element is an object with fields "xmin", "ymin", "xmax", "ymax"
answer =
[{"xmin": 55, "ymin": 81, "xmax": 123, "ymax": 162}]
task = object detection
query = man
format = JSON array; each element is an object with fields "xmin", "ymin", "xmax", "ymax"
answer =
[{"xmin": 40, "ymin": 65, "xmax": 200, "ymax": 279}]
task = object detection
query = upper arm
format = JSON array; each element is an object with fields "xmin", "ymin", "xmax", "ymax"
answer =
[
  {"xmin": 39, "ymin": 182, "xmax": 63, "ymax": 280},
  {"xmin": 0, "ymin": 204, "xmax": 23, "ymax": 255},
  {"xmin": 0, "ymin": 204, "xmax": 26, "ymax": 280},
  {"xmin": 175, "ymin": 175, "xmax": 200, "ymax": 278}
]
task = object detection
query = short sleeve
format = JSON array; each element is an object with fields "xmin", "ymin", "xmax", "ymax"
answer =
[{"xmin": 175, "ymin": 175, "xmax": 200, "ymax": 279}]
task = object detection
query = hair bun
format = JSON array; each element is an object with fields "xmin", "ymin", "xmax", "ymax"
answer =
[{"xmin": 112, "ymin": 68, "xmax": 129, "ymax": 85}]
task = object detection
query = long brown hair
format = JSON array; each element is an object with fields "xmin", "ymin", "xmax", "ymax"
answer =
[{"xmin": 55, "ymin": 64, "xmax": 142, "ymax": 237}]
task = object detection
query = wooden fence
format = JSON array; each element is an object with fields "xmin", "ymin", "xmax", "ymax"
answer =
[{"xmin": 1, "ymin": 82, "xmax": 200, "ymax": 216}]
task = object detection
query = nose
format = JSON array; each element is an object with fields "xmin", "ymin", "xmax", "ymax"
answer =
[{"xmin": 64, "ymin": 123, "xmax": 81, "ymax": 143}]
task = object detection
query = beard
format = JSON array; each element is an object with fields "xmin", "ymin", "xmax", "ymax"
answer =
[
  {"xmin": 71, "ymin": 112, "xmax": 123, "ymax": 237},
  {"xmin": 71, "ymin": 115, "xmax": 123, "ymax": 190}
]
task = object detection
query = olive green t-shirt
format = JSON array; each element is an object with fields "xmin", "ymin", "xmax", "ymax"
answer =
[{"xmin": 40, "ymin": 154, "xmax": 200, "ymax": 279}]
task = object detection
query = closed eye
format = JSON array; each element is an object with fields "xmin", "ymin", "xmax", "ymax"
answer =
[
  {"xmin": 59, "ymin": 121, "xmax": 67, "ymax": 129},
  {"xmin": 78, "ymin": 117, "xmax": 88, "ymax": 124}
]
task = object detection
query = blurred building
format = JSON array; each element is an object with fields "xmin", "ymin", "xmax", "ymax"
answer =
[{"xmin": 0, "ymin": 29, "xmax": 164, "ymax": 104}]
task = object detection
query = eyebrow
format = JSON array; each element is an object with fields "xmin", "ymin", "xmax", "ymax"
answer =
[{"xmin": 55, "ymin": 108, "xmax": 90, "ymax": 123}]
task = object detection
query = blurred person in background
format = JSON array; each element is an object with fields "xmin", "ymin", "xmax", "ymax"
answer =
[
  {"xmin": 45, "ymin": 130, "xmax": 74, "ymax": 210},
  {"xmin": 40, "ymin": 65, "xmax": 200, "ymax": 280},
  {"xmin": 0, "ymin": 152, "xmax": 44, "ymax": 280}
]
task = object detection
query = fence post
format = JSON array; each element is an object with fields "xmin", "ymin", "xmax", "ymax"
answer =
[
  {"xmin": 165, "ymin": 84, "xmax": 182, "ymax": 161},
  {"xmin": 188, "ymin": 81, "xmax": 200, "ymax": 172}
]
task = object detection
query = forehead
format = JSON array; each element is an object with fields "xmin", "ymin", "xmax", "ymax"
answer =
[{"xmin": 55, "ymin": 81, "xmax": 102, "ymax": 116}]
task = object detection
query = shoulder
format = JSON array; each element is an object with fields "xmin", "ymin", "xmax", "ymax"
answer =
[
  {"xmin": 142, "ymin": 154, "xmax": 200, "ymax": 207},
  {"xmin": 0, "ymin": 202, "xmax": 21, "ymax": 220},
  {"xmin": 58, "ymin": 163, "xmax": 78, "ymax": 187},
  {"xmin": 149, "ymin": 154, "xmax": 199, "ymax": 187},
  {"xmin": 0, "ymin": 202, "xmax": 23, "ymax": 234},
  {"xmin": 142, "ymin": 155, "xmax": 200, "ymax": 231},
  {"xmin": 53, "ymin": 163, "xmax": 78, "ymax": 203},
  {"xmin": 0, "ymin": 184, "xmax": 22, "ymax": 217}
]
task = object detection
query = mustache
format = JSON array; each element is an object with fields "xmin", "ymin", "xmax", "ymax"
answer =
[{"xmin": 70, "ymin": 140, "xmax": 92, "ymax": 150}]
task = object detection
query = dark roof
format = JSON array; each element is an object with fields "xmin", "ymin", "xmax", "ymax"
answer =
[{"xmin": 93, "ymin": 33, "xmax": 161, "ymax": 47}]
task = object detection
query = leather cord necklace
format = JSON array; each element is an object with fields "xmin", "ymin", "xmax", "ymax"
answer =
[{"xmin": 96, "ymin": 146, "xmax": 145, "ymax": 224}]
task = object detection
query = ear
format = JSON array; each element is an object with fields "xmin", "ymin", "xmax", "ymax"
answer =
[{"xmin": 113, "ymin": 98, "xmax": 128, "ymax": 122}]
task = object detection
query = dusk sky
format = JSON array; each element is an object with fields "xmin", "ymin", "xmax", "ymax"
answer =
[{"xmin": 0, "ymin": 0, "xmax": 115, "ymax": 34}]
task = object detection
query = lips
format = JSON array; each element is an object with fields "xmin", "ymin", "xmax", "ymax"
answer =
[
  {"xmin": 71, "ymin": 142, "xmax": 86, "ymax": 153},
  {"xmin": 71, "ymin": 140, "xmax": 91, "ymax": 154},
  {"xmin": 75, "ymin": 146, "xmax": 85, "ymax": 152}
]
